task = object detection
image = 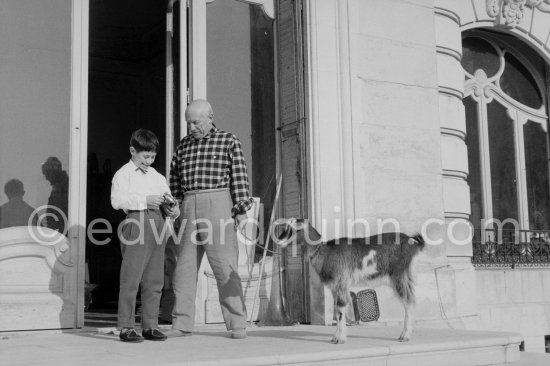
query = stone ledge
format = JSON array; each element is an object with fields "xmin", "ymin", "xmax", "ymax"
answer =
[{"xmin": 3, "ymin": 324, "xmax": 522, "ymax": 366}]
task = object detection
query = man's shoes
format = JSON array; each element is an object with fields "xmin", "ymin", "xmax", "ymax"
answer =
[
  {"xmin": 164, "ymin": 329, "xmax": 193, "ymax": 338},
  {"xmin": 230, "ymin": 328, "xmax": 247, "ymax": 339},
  {"xmin": 119, "ymin": 328, "xmax": 144, "ymax": 343},
  {"xmin": 142, "ymin": 328, "xmax": 167, "ymax": 341}
]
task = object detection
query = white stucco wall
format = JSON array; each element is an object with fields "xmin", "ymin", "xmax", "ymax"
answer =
[
  {"xmin": 305, "ymin": 0, "xmax": 478, "ymax": 327},
  {"xmin": 308, "ymin": 0, "xmax": 447, "ymax": 250},
  {"xmin": 0, "ymin": 0, "xmax": 72, "ymax": 209},
  {"xmin": 476, "ymin": 268, "xmax": 550, "ymax": 353},
  {"xmin": 305, "ymin": 0, "xmax": 550, "ymax": 342}
]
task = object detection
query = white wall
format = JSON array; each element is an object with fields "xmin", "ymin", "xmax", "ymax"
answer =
[
  {"xmin": 306, "ymin": 0, "xmax": 467, "ymax": 326},
  {"xmin": 0, "ymin": 0, "xmax": 79, "ymax": 331},
  {"xmin": 476, "ymin": 268, "xmax": 550, "ymax": 353},
  {"xmin": 0, "ymin": 0, "xmax": 72, "ymax": 209}
]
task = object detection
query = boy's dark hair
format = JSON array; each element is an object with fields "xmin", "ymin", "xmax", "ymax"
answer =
[
  {"xmin": 130, "ymin": 129, "xmax": 159, "ymax": 153},
  {"xmin": 5, "ymin": 179, "xmax": 25, "ymax": 199}
]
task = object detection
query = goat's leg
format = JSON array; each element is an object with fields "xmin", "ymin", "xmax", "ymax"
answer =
[
  {"xmin": 392, "ymin": 271, "xmax": 415, "ymax": 342},
  {"xmin": 331, "ymin": 287, "xmax": 349, "ymax": 344},
  {"xmin": 398, "ymin": 301, "xmax": 414, "ymax": 342}
]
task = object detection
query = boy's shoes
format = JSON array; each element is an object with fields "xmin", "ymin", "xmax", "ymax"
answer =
[
  {"xmin": 230, "ymin": 328, "xmax": 247, "ymax": 339},
  {"xmin": 164, "ymin": 329, "xmax": 193, "ymax": 338},
  {"xmin": 142, "ymin": 328, "xmax": 167, "ymax": 341},
  {"xmin": 119, "ymin": 328, "xmax": 144, "ymax": 343}
]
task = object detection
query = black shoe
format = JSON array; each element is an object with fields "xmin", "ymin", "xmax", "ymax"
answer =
[
  {"xmin": 142, "ymin": 328, "xmax": 167, "ymax": 341},
  {"xmin": 119, "ymin": 328, "xmax": 144, "ymax": 343}
]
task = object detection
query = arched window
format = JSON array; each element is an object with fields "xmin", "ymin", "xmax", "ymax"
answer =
[{"xmin": 463, "ymin": 31, "xmax": 550, "ymax": 234}]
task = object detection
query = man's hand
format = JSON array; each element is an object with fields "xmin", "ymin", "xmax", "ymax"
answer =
[
  {"xmin": 146, "ymin": 195, "xmax": 164, "ymax": 209},
  {"xmin": 234, "ymin": 213, "xmax": 248, "ymax": 231}
]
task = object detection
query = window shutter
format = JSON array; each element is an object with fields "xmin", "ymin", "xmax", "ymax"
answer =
[{"xmin": 276, "ymin": 0, "xmax": 308, "ymax": 323}]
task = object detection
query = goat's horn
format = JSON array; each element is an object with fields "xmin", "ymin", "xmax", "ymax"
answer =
[{"xmin": 273, "ymin": 220, "xmax": 296, "ymax": 248}]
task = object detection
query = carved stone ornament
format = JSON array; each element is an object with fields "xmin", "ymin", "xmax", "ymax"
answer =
[{"xmin": 487, "ymin": 0, "xmax": 550, "ymax": 27}]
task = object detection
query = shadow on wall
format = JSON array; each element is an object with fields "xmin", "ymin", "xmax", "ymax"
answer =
[
  {"xmin": 0, "ymin": 157, "xmax": 75, "ymax": 331},
  {"xmin": 0, "ymin": 178, "xmax": 37, "ymax": 229}
]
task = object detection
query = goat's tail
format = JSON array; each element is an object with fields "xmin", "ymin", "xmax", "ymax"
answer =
[{"xmin": 408, "ymin": 233, "xmax": 425, "ymax": 250}]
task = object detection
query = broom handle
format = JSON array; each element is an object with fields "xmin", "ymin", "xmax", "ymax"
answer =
[{"xmin": 249, "ymin": 174, "xmax": 282, "ymax": 325}]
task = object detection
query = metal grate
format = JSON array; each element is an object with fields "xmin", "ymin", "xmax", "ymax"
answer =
[
  {"xmin": 356, "ymin": 289, "xmax": 380, "ymax": 322},
  {"xmin": 472, "ymin": 229, "xmax": 550, "ymax": 268}
]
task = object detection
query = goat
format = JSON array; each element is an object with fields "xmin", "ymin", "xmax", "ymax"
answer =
[{"xmin": 275, "ymin": 218, "xmax": 425, "ymax": 344}]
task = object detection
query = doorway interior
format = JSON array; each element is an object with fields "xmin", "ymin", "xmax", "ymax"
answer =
[
  {"xmin": 85, "ymin": 0, "xmax": 167, "ymax": 325},
  {"xmin": 85, "ymin": 0, "xmax": 277, "ymax": 327}
]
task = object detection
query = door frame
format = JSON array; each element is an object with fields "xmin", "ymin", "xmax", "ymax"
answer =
[{"xmin": 70, "ymin": 0, "xmax": 90, "ymax": 328}]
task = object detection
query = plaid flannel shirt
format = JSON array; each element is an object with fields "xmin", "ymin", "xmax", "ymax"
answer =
[{"xmin": 169, "ymin": 126, "xmax": 253, "ymax": 216}]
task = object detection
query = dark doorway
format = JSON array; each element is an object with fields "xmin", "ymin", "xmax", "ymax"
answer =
[{"xmin": 86, "ymin": 0, "xmax": 166, "ymax": 322}]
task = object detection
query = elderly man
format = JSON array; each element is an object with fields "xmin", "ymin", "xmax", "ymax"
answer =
[{"xmin": 167, "ymin": 99, "xmax": 252, "ymax": 339}]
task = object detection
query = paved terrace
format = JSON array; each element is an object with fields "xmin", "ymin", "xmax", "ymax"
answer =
[{"xmin": 3, "ymin": 323, "xmax": 546, "ymax": 366}]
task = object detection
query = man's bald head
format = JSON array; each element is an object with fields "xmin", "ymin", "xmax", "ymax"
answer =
[
  {"xmin": 185, "ymin": 100, "xmax": 213, "ymax": 119},
  {"xmin": 185, "ymin": 99, "xmax": 214, "ymax": 139}
]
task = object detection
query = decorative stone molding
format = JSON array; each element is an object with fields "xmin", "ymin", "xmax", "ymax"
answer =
[{"xmin": 486, "ymin": 0, "xmax": 550, "ymax": 27}]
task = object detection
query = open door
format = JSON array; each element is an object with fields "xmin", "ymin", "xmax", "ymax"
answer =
[
  {"xmin": 86, "ymin": 0, "xmax": 171, "ymax": 313},
  {"xmin": 84, "ymin": 0, "xmax": 277, "ymax": 326},
  {"xmin": 0, "ymin": 0, "xmax": 88, "ymax": 331},
  {"xmin": 183, "ymin": 0, "xmax": 278, "ymax": 324}
]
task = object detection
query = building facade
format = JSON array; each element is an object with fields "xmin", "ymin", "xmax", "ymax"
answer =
[{"xmin": 1, "ymin": 0, "xmax": 549, "ymax": 353}]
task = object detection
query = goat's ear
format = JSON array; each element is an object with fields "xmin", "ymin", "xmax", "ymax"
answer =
[
  {"xmin": 304, "ymin": 221, "xmax": 322, "ymax": 242},
  {"xmin": 292, "ymin": 220, "xmax": 304, "ymax": 231},
  {"xmin": 291, "ymin": 219, "xmax": 304, "ymax": 231}
]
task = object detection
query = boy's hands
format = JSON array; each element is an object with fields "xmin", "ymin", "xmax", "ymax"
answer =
[
  {"xmin": 146, "ymin": 194, "xmax": 180, "ymax": 218},
  {"xmin": 163, "ymin": 205, "xmax": 180, "ymax": 219},
  {"xmin": 146, "ymin": 195, "xmax": 165, "ymax": 209}
]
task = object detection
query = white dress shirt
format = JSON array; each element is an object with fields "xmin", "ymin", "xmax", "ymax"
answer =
[{"xmin": 111, "ymin": 160, "xmax": 171, "ymax": 212}]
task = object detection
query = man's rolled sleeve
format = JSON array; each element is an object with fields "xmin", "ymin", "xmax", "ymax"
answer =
[
  {"xmin": 229, "ymin": 137, "xmax": 253, "ymax": 216},
  {"xmin": 169, "ymin": 150, "xmax": 184, "ymax": 205}
]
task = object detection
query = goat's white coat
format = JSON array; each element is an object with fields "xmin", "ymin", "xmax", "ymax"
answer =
[{"xmin": 353, "ymin": 251, "xmax": 378, "ymax": 282}]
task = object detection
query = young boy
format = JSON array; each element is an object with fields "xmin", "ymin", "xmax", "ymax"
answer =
[{"xmin": 111, "ymin": 129, "xmax": 180, "ymax": 342}]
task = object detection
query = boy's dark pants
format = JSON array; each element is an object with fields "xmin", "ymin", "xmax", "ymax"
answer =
[{"xmin": 117, "ymin": 209, "xmax": 166, "ymax": 329}]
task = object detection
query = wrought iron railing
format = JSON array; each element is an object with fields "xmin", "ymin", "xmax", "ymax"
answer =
[{"xmin": 472, "ymin": 229, "xmax": 550, "ymax": 268}]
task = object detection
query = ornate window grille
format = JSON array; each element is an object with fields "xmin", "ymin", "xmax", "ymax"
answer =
[{"xmin": 472, "ymin": 228, "xmax": 550, "ymax": 267}]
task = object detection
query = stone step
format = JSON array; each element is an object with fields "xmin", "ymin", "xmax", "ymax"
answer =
[{"xmin": 2, "ymin": 324, "xmax": 522, "ymax": 366}]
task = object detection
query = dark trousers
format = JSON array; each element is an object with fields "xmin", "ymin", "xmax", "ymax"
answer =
[
  {"xmin": 117, "ymin": 209, "xmax": 166, "ymax": 329},
  {"xmin": 172, "ymin": 188, "xmax": 247, "ymax": 331}
]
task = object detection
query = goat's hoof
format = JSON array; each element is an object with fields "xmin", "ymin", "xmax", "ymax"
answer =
[
  {"xmin": 398, "ymin": 336, "xmax": 410, "ymax": 342},
  {"xmin": 331, "ymin": 337, "xmax": 346, "ymax": 344}
]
